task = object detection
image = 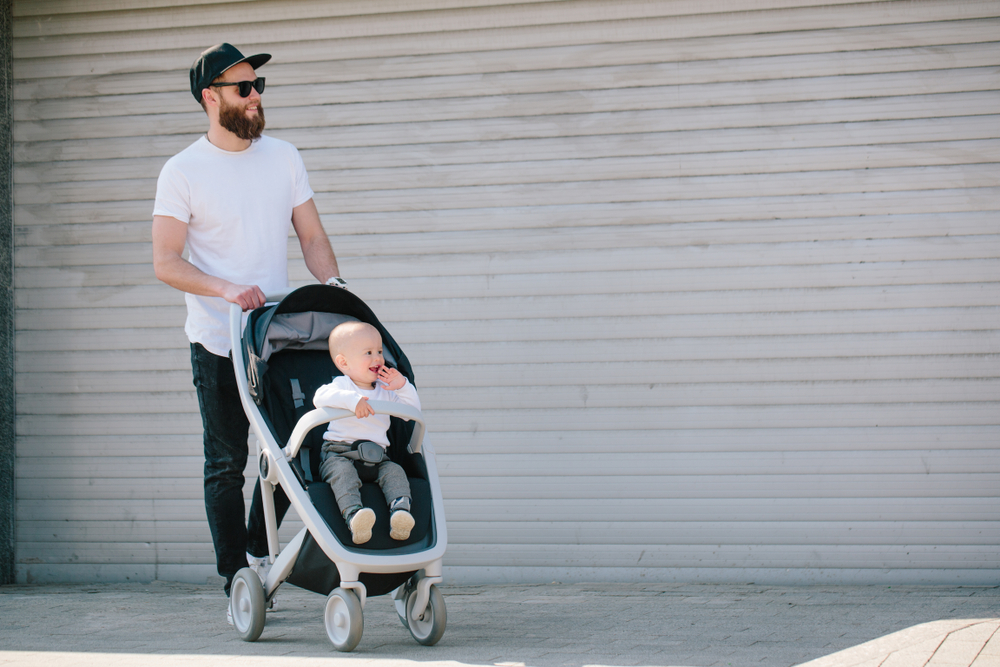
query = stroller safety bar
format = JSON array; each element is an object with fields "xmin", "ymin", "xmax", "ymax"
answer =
[{"xmin": 284, "ymin": 403, "xmax": 426, "ymax": 460}]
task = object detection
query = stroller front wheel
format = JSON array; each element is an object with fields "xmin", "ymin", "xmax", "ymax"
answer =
[
  {"xmin": 230, "ymin": 568, "xmax": 266, "ymax": 641},
  {"xmin": 405, "ymin": 583, "xmax": 446, "ymax": 646},
  {"xmin": 325, "ymin": 587, "xmax": 364, "ymax": 651}
]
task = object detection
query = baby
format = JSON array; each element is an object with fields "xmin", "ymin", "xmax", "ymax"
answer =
[{"xmin": 313, "ymin": 321, "xmax": 421, "ymax": 545}]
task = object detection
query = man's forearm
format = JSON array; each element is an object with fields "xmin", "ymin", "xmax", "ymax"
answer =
[
  {"xmin": 155, "ymin": 254, "xmax": 266, "ymax": 311},
  {"xmin": 302, "ymin": 233, "xmax": 340, "ymax": 283},
  {"xmin": 291, "ymin": 199, "xmax": 340, "ymax": 283},
  {"xmin": 154, "ymin": 252, "xmax": 233, "ymax": 298},
  {"xmin": 153, "ymin": 214, "xmax": 237, "ymax": 299}
]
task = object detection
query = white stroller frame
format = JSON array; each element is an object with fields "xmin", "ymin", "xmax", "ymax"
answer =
[{"xmin": 227, "ymin": 290, "xmax": 448, "ymax": 650}]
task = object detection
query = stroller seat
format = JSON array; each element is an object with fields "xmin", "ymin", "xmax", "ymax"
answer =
[{"xmin": 261, "ymin": 348, "xmax": 435, "ymax": 554}]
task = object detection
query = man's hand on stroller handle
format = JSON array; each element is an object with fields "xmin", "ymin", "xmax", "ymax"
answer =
[
  {"xmin": 354, "ymin": 397, "xmax": 375, "ymax": 419},
  {"xmin": 222, "ymin": 282, "xmax": 266, "ymax": 311}
]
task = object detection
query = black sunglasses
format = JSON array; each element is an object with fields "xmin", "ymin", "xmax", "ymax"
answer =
[{"xmin": 211, "ymin": 77, "xmax": 265, "ymax": 97}]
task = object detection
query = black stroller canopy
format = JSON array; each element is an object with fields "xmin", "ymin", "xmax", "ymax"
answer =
[{"xmin": 243, "ymin": 284, "xmax": 413, "ymax": 384}]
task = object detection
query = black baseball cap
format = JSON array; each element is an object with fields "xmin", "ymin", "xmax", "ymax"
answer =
[{"xmin": 190, "ymin": 43, "xmax": 271, "ymax": 103}]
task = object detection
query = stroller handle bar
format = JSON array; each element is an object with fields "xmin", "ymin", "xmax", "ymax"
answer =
[{"xmin": 284, "ymin": 403, "xmax": 426, "ymax": 460}]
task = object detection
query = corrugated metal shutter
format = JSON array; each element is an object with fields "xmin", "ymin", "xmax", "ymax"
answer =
[{"xmin": 13, "ymin": 0, "xmax": 999, "ymax": 584}]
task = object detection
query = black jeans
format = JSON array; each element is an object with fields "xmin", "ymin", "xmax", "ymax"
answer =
[{"xmin": 190, "ymin": 343, "xmax": 289, "ymax": 595}]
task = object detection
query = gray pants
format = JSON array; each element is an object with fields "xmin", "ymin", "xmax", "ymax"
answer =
[{"xmin": 319, "ymin": 441, "xmax": 411, "ymax": 515}]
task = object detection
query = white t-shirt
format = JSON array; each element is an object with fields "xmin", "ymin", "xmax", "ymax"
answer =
[
  {"xmin": 313, "ymin": 375, "xmax": 422, "ymax": 448},
  {"xmin": 153, "ymin": 135, "xmax": 315, "ymax": 356}
]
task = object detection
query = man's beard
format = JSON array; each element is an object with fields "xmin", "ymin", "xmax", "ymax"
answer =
[{"xmin": 218, "ymin": 97, "xmax": 265, "ymax": 140}]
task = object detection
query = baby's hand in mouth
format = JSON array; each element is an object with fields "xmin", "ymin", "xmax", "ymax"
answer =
[{"xmin": 377, "ymin": 366, "xmax": 406, "ymax": 391}]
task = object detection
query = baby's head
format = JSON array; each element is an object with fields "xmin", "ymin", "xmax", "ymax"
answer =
[{"xmin": 329, "ymin": 321, "xmax": 384, "ymax": 389}]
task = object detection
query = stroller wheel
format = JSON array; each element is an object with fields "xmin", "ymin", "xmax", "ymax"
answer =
[
  {"xmin": 230, "ymin": 568, "xmax": 266, "ymax": 641},
  {"xmin": 325, "ymin": 587, "xmax": 364, "ymax": 652},
  {"xmin": 405, "ymin": 583, "xmax": 447, "ymax": 646},
  {"xmin": 394, "ymin": 581, "xmax": 412, "ymax": 629}
]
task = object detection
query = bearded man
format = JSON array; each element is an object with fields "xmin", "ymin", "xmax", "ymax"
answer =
[{"xmin": 152, "ymin": 43, "xmax": 343, "ymax": 619}]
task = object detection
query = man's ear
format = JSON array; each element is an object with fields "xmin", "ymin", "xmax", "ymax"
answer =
[{"xmin": 201, "ymin": 87, "xmax": 218, "ymax": 109}]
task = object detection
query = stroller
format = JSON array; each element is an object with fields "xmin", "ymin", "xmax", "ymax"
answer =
[{"xmin": 226, "ymin": 284, "xmax": 448, "ymax": 651}]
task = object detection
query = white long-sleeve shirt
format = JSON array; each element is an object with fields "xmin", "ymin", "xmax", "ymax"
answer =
[{"xmin": 313, "ymin": 374, "xmax": 421, "ymax": 448}]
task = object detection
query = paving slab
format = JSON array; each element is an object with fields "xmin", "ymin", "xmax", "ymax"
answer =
[
  {"xmin": 0, "ymin": 582, "xmax": 997, "ymax": 667},
  {"xmin": 798, "ymin": 619, "xmax": 1000, "ymax": 667}
]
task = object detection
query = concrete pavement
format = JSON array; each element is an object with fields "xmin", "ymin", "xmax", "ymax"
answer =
[{"xmin": 1, "ymin": 581, "xmax": 998, "ymax": 666}]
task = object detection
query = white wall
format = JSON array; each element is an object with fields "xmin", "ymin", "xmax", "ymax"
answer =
[{"xmin": 12, "ymin": 0, "xmax": 1000, "ymax": 585}]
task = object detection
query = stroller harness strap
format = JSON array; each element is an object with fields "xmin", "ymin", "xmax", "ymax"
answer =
[
  {"xmin": 300, "ymin": 448, "xmax": 314, "ymax": 483},
  {"xmin": 337, "ymin": 440, "xmax": 388, "ymax": 467},
  {"xmin": 287, "ymin": 377, "xmax": 315, "ymax": 482},
  {"xmin": 290, "ymin": 378, "xmax": 305, "ymax": 408}
]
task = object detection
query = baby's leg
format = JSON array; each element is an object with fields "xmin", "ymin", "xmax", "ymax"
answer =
[
  {"xmin": 319, "ymin": 444, "xmax": 363, "ymax": 512},
  {"xmin": 377, "ymin": 461, "xmax": 413, "ymax": 540},
  {"xmin": 319, "ymin": 444, "xmax": 374, "ymax": 544}
]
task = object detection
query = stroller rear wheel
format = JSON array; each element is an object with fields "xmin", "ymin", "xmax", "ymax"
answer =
[
  {"xmin": 404, "ymin": 583, "xmax": 446, "ymax": 646},
  {"xmin": 325, "ymin": 587, "xmax": 364, "ymax": 651},
  {"xmin": 230, "ymin": 568, "xmax": 266, "ymax": 641}
]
